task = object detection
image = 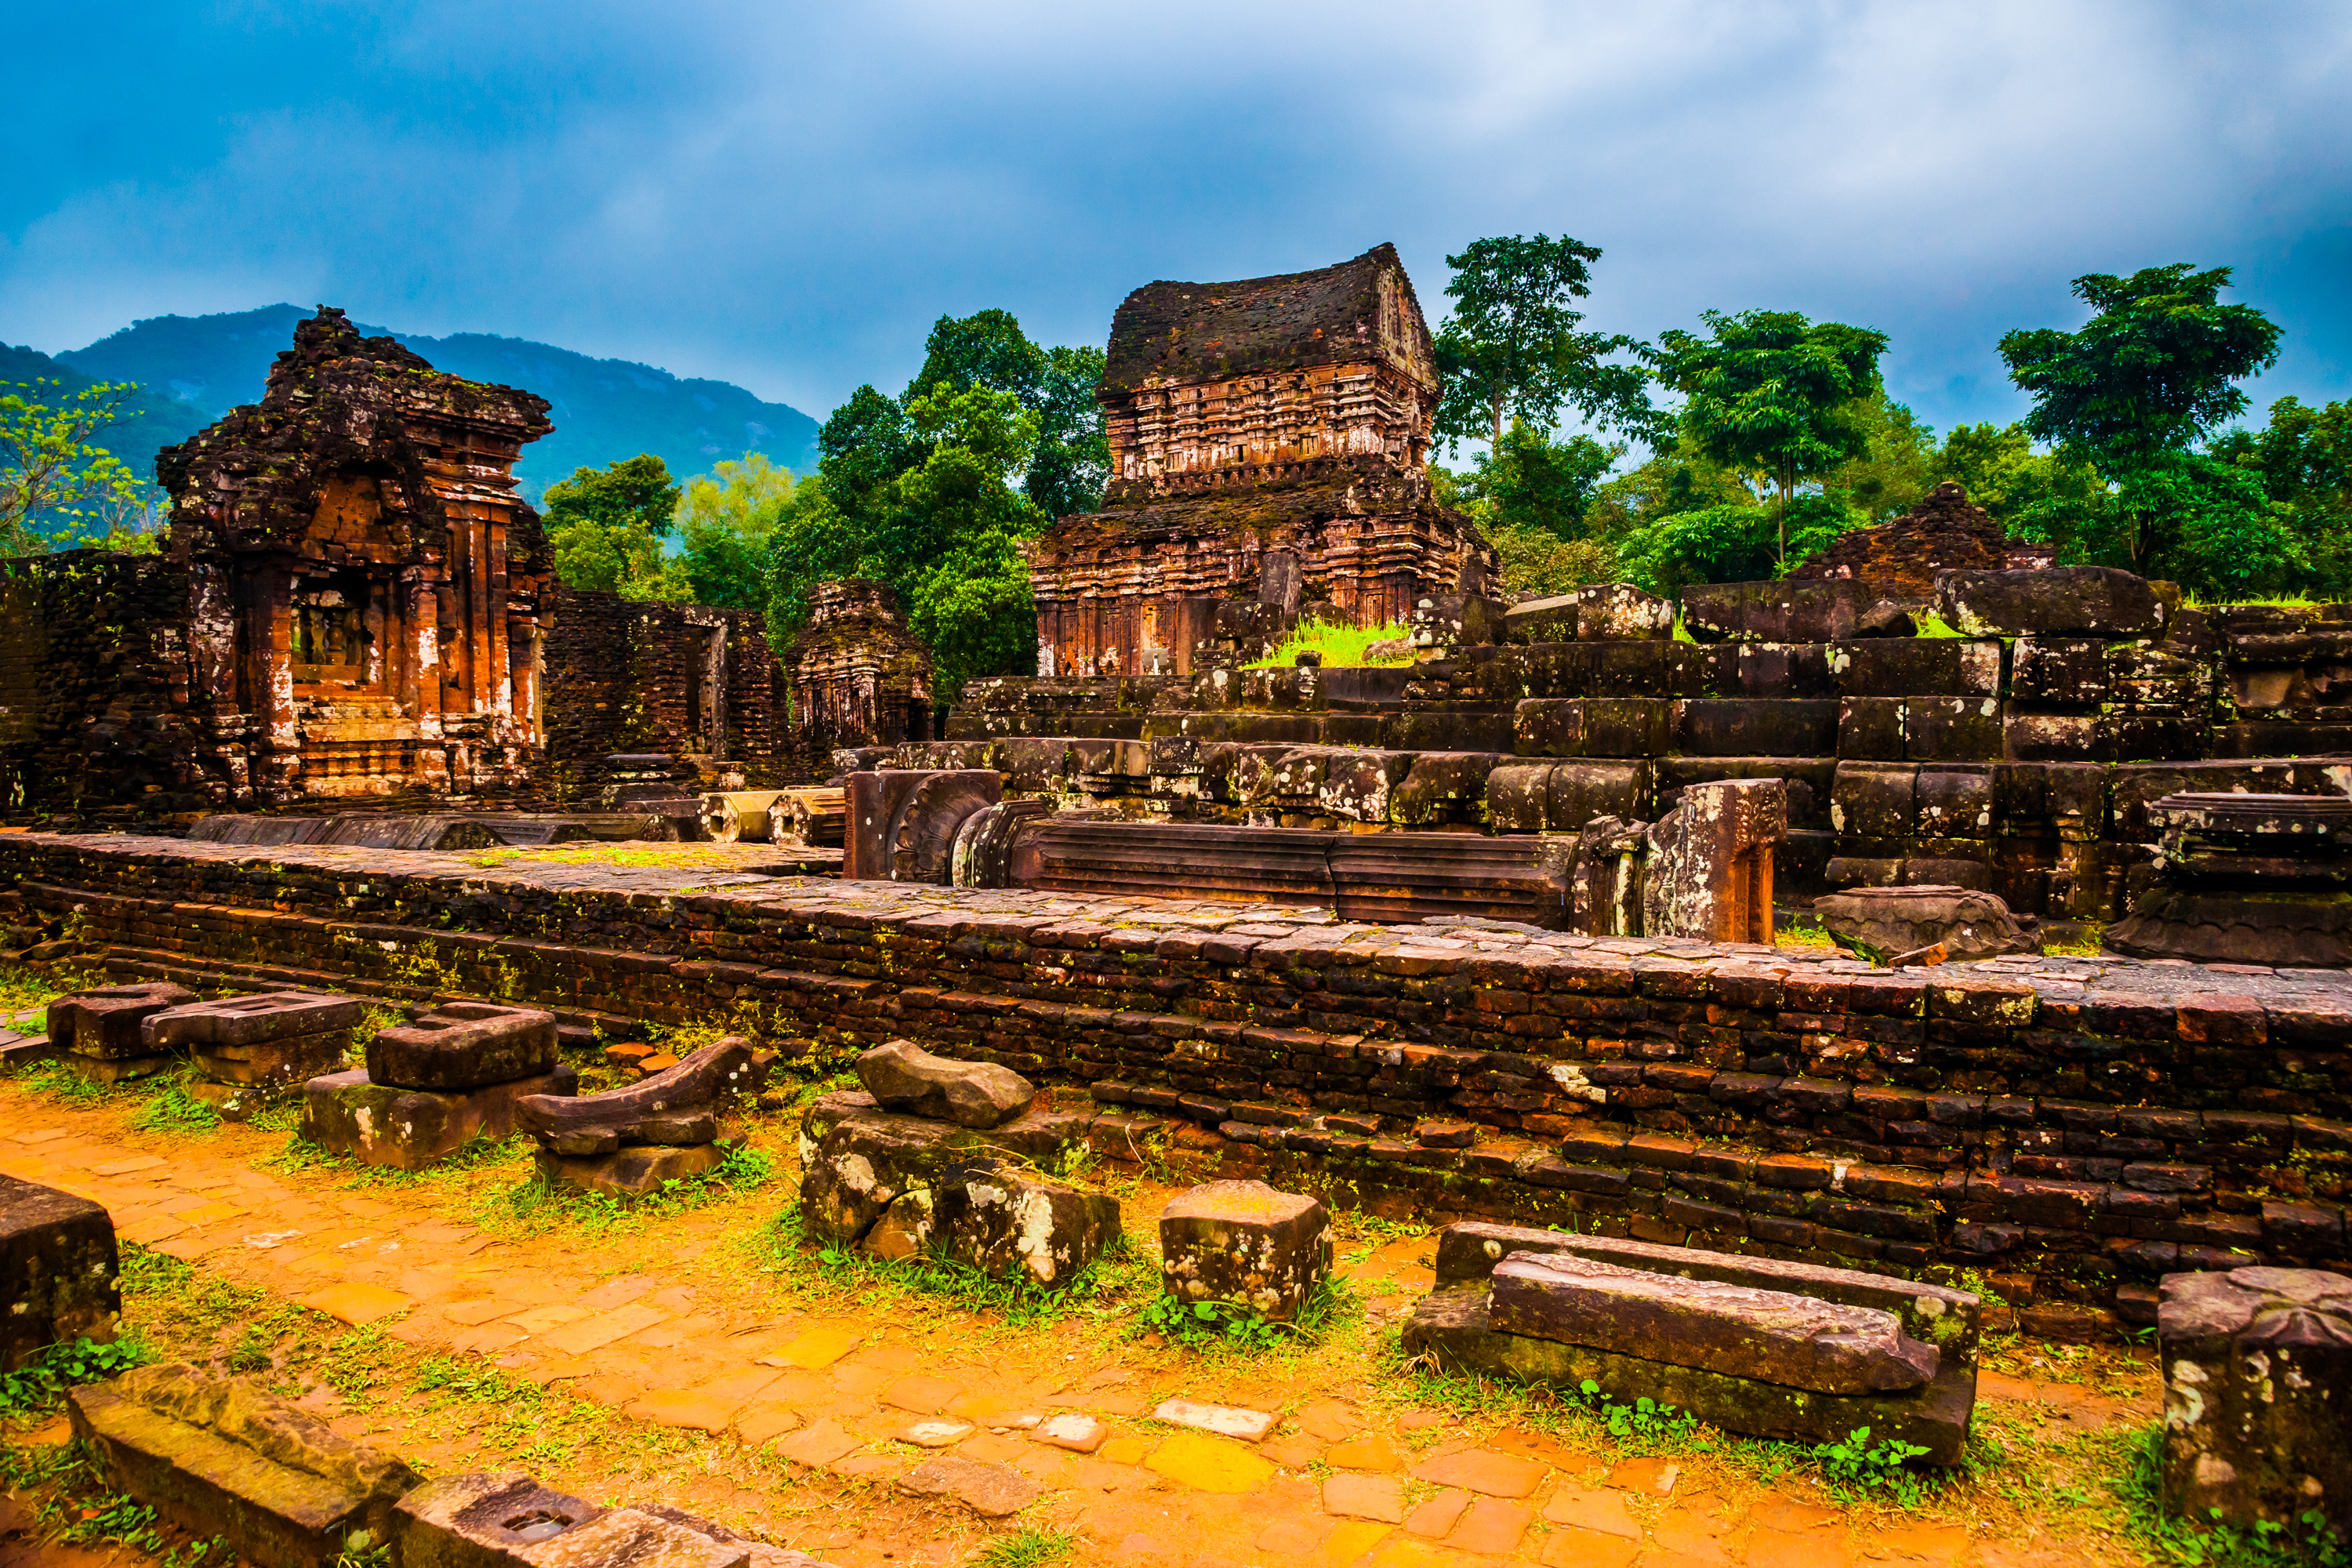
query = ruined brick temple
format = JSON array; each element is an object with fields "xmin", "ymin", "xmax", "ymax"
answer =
[
  {"xmin": 0, "ymin": 310, "xmax": 791, "ymax": 821},
  {"xmin": 782, "ymin": 580, "xmax": 936, "ymax": 764},
  {"xmin": 1025, "ymin": 244, "xmax": 1495, "ymax": 678}
]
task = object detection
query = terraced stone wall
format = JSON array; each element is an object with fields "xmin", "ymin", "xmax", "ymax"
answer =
[{"xmin": 5, "ymin": 833, "xmax": 2349, "ymax": 1339}]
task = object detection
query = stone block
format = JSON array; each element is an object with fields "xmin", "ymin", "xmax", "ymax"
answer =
[
  {"xmin": 143, "ymin": 990, "xmax": 367, "ymax": 1052},
  {"xmin": 302, "ymin": 1066, "xmax": 576, "ymax": 1171},
  {"xmin": 1656, "ymin": 757, "xmax": 1835, "ymax": 829},
  {"xmin": 46, "ymin": 982, "xmax": 196, "ymax": 1060},
  {"xmin": 1675, "ymin": 699, "xmax": 1838, "ymax": 757},
  {"xmin": 190, "ymin": 1033, "xmax": 350, "ymax": 1090},
  {"xmin": 365, "ymin": 1002, "xmax": 557, "ymax": 1091},
  {"xmin": 1905, "ymin": 697, "xmax": 2004, "ymax": 762},
  {"xmin": 1160, "ymin": 1179, "xmax": 1334, "ymax": 1320},
  {"xmin": 2009, "ymin": 638, "xmax": 2108, "ymax": 703},
  {"xmin": 1915, "ymin": 768, "xmax": 1994, "ymax": 837},
  {"xmin": 855, "ymin": 1039, "xmax": 1036, "ymax": 1129},
  {"xmin": 931, "ymin": 1159, "xmax": 1122, "ymax": 1289},
  {"xmin": 71, "ymin": 1363, "xmax": 421, "ymax": 1568},
  {"xmin": 1390, "ymin": 751, "xmax": 1508, "ymax": 824},
  {"xmin": 1838, "ymin": 698, "xmax": 1907, "ymax": 760},
  {"xmin": 390, "ymin": 1472, "xmax": 608, "ymax": 1566},
  {"xmin": 1, "ymin": 1172, "xmax": 119, "ymax": 1369},
  {"xmin": 1938, "ymin": 566, "xmax": 2165, "ymax": 638},
  {"xmin": 1485, "ymin": 760, "xmax": 1646, "ymax": 833},
  {"xmin": 55, "ymin": 1050, "xmax": 176, "ymax": 1083},
  {"xmin": 1487, "ymin": 1251, "xmax": 1939, "ymax": 1394},
  {"xmin": 1643, "ymin": 779, "xmax": 1786, "ymax": 944},
  {"xmin": 1831, "ymin": 640, "xmax": 1963, "ymax": 697},
  {"xmin": 2160, "ymin": 1268, "xmax": 2352, "ymax": 1533},
  {"xmin": 1409, "ymin": 1223, "xmax": 1980, "ymax": 1464},
  {"xmin": 1512, "ymin": 698, "xmax": 1671, "ymax": 758},
  {"xmin": 1735, "ymin": 643, "xmax": 1835, "ymax": 699},
  {"xmin": 533, "ymin": 1141, "xmax": 730, "ymax": 1200},
  {"xmin": 2004, "ymin": 709, "xmax": 2113, "ymax": 764}
]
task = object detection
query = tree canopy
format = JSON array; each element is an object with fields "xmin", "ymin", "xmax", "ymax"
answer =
[
  {"xmin": 1432, "ymin": 234, "xmax": 1657, "ymax": 456},
  {"xmin": 543, "ymin": 452, "xmax": 684, "ymax": 597},
  {"xmin": 1, "ymin": 377, "xmax": 155, "ymax": 556}
]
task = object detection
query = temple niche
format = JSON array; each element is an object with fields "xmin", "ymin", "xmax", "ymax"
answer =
[
  {"xmin": 156, "ymin": 308, "xmax": 554, "ymax": 804},
  {"xmin": 1025, "ymin": 244, "xmax": 1495, "ymax": 678}
]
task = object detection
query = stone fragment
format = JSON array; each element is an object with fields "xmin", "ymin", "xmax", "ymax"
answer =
[
  {"xmin": 390, "ymin": 1471, "xmax": 605, "ymax": 1566},
  {"xmin": 47, "ymin": 982, "xmax": 197, "ymax": 1059},
  {"xmin": 71, "ymin": 1363, "xmax": 421, "ymax": 1568},
  {"xmin": 302, "ymin": 1066, "xmax": 577, "ymax": 1171},
  {"xmin": 1813, "ymin": 885, "xmax": 2037, "ymax": 964},
  {"xmin": 1323, "ymin": 1472, "xmax": 1406, "ymax": 1522},
  {"xmin": 1, "ymin": 1172, "xmax": 120, "ymax": 1368},
  {"xmin": 1408, "ymin": 1448, "xmax": 1547, "ymax": 1499},
  {"xmin": 855, "ymin": 1039, "xmax": 1035, "ymax": 1129},
  {"xmin": 1642, "ymin": 778, "xmax": 1787, "ymax": 943},
  {"xmin": 1158, "ymin": 1179, "xmax": 1332, "ymax": 1320},
  {"xmin": 144, "ymin": 990, "xmax": 367, "ymax": 1051},
  {"xmin": 1936, "ymin": 564, "xmax": 2165, "ymax": 637},
  {"xmin": 863, "ymin": 1192, "xmax": 934, "ymax": 1260},
  {"xmin": 897, "ymin": 1421, "xmax": 972, "ymax": 1448},
  {"xmin": 1030, "ymin": 1414, "xmax": 1108, "ymax": 1454},
  {"xmin": 532, "ymin": 1142, "xmax": 728, "ymax": 1200},
  {"xmin": 367, "ymin": 1002, "xmax": 558, "ymax": 1091},
  {"xmin": 932, "ymin": 1160, "xmax": 1121, "ymax": 1288},
  {"xmin": 1152, "ymin": 1399, "xmax": 1277, "ymax": 1443},
  {"xmin": 897, "ymin": 1454, "xmax": 1041, "ymax": 1518},
  {"xmin": 1489, "ymin": 1252, "xmax": 1938, "ymax": 1395},
  {"xmin": 516, "ymin": 1036, "xmax": 757, "ymax": 1159},
  {"xmin": 2160, "ymin": 1268, "xmax": 2352, "ymax": 1533},
  {"xmin": 509, "ymin": 1508, "xmax": 748, "ymax": 1567}
]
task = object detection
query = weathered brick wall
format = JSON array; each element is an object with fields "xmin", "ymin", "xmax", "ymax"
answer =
[
  {"xmin": 0, "ymin": 554, "xmax": 209, "ymax": 826},
  {"xmin": 5, "ymin": 832, "xmax": 2347, "ymax": 1338}
]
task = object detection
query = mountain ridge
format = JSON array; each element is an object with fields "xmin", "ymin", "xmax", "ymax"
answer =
[{"xmin": 6, "ymin": 304, "xmax": 820, "ymax": 501}]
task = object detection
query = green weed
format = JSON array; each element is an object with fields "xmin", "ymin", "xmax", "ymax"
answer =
[
  {"xmin": 0, "ymin": 1439, "xmax": 230, "ymax": 1565},
  {"xmin": 0, "ymin": 1335, "xmax": 152, "ymax": 1415},
  {"xmin": 129, "ymin": 1073, "xmax": 223, "ymax": 1136},
  {"xmin": 1243, "ymin": 618, "xmax": 1417, "ymax": 670},
  {"xmin": 1810, "ymin": 1425, "xmax": 1935, "ymax": 1507},
  {"xmin": 1140, "ymin": 1277, "xmax": 1355, "ymax": 1354},
  {"xmin": 976, "ymin": 1526, "xmax": 1076, "ymax": 1567}
]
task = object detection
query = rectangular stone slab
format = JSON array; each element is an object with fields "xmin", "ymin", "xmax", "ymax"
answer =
[
  {"xmin": 1488, "ymin": 1252, "xmax": 1938, "ymax": 1395},
  {"xmin": 1432, "ymin": 1221, "xmax": 1980, "ymax": 1359},
  {"xmin": 366, "ymin": 1002, "xmax": 558, "ymax": 1091},
  {"xmin": 303, "ymin": 1066, "xmax": 575, "ymax": 1171},
  {"xmin": 1, "ymin": 1172, "xmax": 119, "ymax": 1369},
  {"xmin": 1405, "ymin": 1286, "xmax": 1973, "ymax": 1465},
  {"xmin": 143, "ymin": 991, "xmax": 368, "ymax": 1050},
  {"xmin": 47, "ymin": 982, "xmax": 196, "ymax": 1059},
  {"xmin": 71, "ymin": 1382, "xmax": 386, "ymax": 1568}
]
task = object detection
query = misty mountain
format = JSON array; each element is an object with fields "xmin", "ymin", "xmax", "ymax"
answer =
[{"xmin": 9, "ymin": 304, "xmax": 820, "ymax": 501}]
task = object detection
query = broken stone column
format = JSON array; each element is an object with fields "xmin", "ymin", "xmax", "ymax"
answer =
[
  {"xmin": 1160, "ymin": 1179, "xmax": 1333, "ymax": 1321},
  {"xmin": 143, "ymin": 990, "xmax": 368, "ymax": 1120},
  {"xmin": 2159, "ymin": 1267, "xmax": 2352, "ymax": 1534},
  {"xmin": 70, "ymin": 1363, "xmax": 421, "ymax": 1568},
  {"xmin": 515, "ymin": 1036, "xmax": 763, "ymax": 1199},
  {"xmin": 1642, "ymin": 778, "xmax": 1788, "ymax": 944},
  {"xmin": 699, "ymin": 789, "xmax": 786, "ymax": 843},
  {"xmin": 45, "ymin": 982, "xmax": 197, "ymax": 1083},
  {"xmin": 2, "ymin": 1173, "xmax": 120, "ymax": 1369},
  {"xmin": 301, "ymin": 1002, "xmax": 575, "ymax": 1171}
]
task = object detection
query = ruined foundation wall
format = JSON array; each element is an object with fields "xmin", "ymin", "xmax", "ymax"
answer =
[
  {"xmin": 7, "ymin": 831, "xmax": 2349, "ymax": 1339},
  {"xmin": 0, "ymin": 553, "xmax": 209, "ymax": 826}
]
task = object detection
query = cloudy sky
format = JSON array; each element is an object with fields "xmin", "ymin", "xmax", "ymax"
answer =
[{"xmin": 7, "ymin": 0, "xmax": 2348, "ymax": 437}]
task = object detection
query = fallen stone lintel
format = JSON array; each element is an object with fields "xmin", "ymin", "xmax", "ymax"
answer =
[
  {"xmin": 1403, "ymin": 1284, "xmax": 1975, "ymax": 1464},
  {"xmin": 533, "ymin": 1141, "xmax": 731, "ymax": 1200},
  {"xmin": 1487, "ymin": 1251, "xmax": 1939, "ymax": 1395},
  {"xmin": 514, "ymin": 1036, "xmax": 756, "ymax": 1149}
]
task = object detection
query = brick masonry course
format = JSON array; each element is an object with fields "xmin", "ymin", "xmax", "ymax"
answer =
[{"xmin": 7, "ymin": 831, "xmax": 2350, "ymax": 1338}]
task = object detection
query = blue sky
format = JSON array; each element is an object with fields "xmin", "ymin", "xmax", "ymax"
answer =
[{"xmin": 6, "ymin": 1, "xmax": 2348, "ymax": 442}]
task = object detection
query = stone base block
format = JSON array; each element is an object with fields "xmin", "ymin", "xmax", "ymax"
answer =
[
  {"xmin": 533, "ymin": 1140, "xmax": 728, "ymax": 1200},
  {"xmin": 2160, "ymin": 1268, "xmax": 2352, "ymax": 1531},
  {"xmin": 2, "ymin": 1172, "xmax": 120, "ymax": 1369},
  {"xmin": 60, "ymin": 1050, "xmax": 175, "ymax": 1084},
  {"xmin": 934, "ymin": 1160, "xmax": 1121, "ymax": 1289},
  {"xmin": 194, "ymin": 1031, "xmax": 350, "ymax": 1087},
  {"xmin": 391, "ymin": 1471, "xmax": 822, "ymax": 1568},
  {"xmin": 70, "ymin": 1364, "xmax": 419, "ymax": 1568},
  {"xmin": 186, "ymin": 1079, "xmax": 277, "ymax": 1123},
  {"xmin": 1160, "ymin": 1178, "xmax": 1332, "ymax": 1320},
  {"xmin": 302, "ymin": 1066, "xmax": 576, "ymax": 1171},
  {"xmin": 1403, "ymin": 1286, "xmax": 1975, "ymax": 1464}
]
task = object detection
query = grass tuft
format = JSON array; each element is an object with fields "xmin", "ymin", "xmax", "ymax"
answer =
[{"xmin": 1243, "ymin": 618, "xmax": 1417, "ymax": 670}]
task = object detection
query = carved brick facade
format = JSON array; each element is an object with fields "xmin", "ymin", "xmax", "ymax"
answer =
[
  {"xmin": 1027, "ymin": 245, "xmax": 1493, "ymax": 678},
  {"xmin": 154, "ymin": 307, "xmax": 555, "ymax": 804},
  {"xmin": 783, "ymin": 580, "xmax": 934, "ymax": 764}
]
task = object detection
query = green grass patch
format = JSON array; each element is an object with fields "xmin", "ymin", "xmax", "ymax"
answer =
[
  {"xmin": 1140, "ymin": 1276, "xmax": 1357, "ymax": 1353},
  {"xmin": 1243, "ymin": 617, "xmax": 1416, "ymax": 670},
  {"xmin": 0, "ymin": 1439, "xmax": 230, "ymax": 1566},
  {"xmin": 128, "ymin": 1069, "xmax": 223, "ymax": 1137},
  {"xmin": 976, "ymin": 1527, "xmax": 1077, "ymax": 1567},
  {"xmin": 469, "ymin": 1140, "xmax": 779, "ymax": 1243}
]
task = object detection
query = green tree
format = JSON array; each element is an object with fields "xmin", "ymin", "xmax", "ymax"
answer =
[
  {"xmin": 1, "ymin": 378, "xmax": 154, "ymax": 555},
  {"xmin": 1461, "ymin": 423, "xmax": 1619, "ymax": 538},
  {"xmin": 2217, "ymin": 396, "xmax": 2352, "ymax": 593},
  {"xmin": 1650, "ymin": 310, "xmax": 1889, "ymax": 569},
  {"xmin": 1997, "ymin": 263, "xmax": 2282, "ymax": 575},
  {"xmin": 905, "ymin": 308, "xmax": 1109, "ymax": 520},
  {"xmin": 673, "ymin": 452, "xmax": 801, "ymax": 608},
  {"xmin": 543, "ymin": 453, "xmax": 684, "ymax": 598},
  {"xmin": 1432, "ymin": 234, "xmax": 1657, "ymax": 457}
]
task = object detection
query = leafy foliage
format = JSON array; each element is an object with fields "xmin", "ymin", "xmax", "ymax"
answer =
[
  {"xmin": 1810, "ymin": 1425, "xmax": 1933, "ymax": 1506},
  {"xmin": 1432, "ymin": 234, "xmax": 1658, "ymax": 454},
  {"xmin": 543, "ymin": 453, "xmax": 685, "ymax": 597},
  {"xmin": 1140, "ymin": 1278, "xmax": 1349, "ymax": 1353},
  {"xmin": 975, "ymin": 1528, "xmax": 1077, "ymax": 1568},
  {"xmin": 1650, "ymin": 309, "xmax": 1889, "ymax": 572},
  {"xmin": 0, "ymin": 1335, "xmax": 152, "ymax": 1414},
  {"xmin": 671, "ymin": 452, "xmax": 803, "ymax": 609},
  {"xmin": 1, "ymin": 377, "xmax": 158, "ymax": 555}
]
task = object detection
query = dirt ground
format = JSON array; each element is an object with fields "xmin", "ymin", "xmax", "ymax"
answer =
[{"xmin": 0, "ymin": 1058, "xmax": 2181, "ymax": 1568}]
